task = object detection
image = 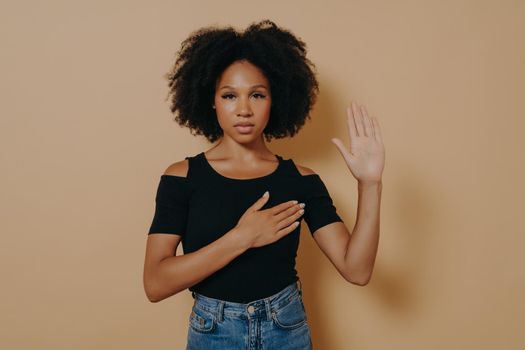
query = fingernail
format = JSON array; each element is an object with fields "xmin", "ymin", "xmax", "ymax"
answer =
[{"xmin": 263, "ymin": 190, "xmax": 269, "ymax": 197}]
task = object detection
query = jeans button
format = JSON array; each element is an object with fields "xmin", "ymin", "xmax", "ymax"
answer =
[{"xmin": 247, "ymin": 305, "xmax": 255, "ymax": 313}]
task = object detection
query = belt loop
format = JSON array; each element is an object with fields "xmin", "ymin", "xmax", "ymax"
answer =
[
  {"xmin": 297, "ymin": 279, "xmax": 303, "ymax": 295},
  {"xmin": 264, "ymin": 297, "xmax": 272, "ymax": 321},
  {"xmin": 217, "ymin": 301, "xmax": 225, "ymax": 323},
  {"xmin": 191, "ymin": 291, "xmax": 196, "ymax": 299}
]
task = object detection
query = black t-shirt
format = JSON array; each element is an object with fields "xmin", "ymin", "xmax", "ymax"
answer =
[{"xmin": 148, "ymin": 151, "xmax": 344, "ymax": 303}]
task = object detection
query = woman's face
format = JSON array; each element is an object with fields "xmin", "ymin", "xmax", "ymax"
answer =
[{"xmin": 213, "ymin": 59, "xmax": 272, "ymax": 143}]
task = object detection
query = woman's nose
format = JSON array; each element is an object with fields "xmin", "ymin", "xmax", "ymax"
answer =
[{"xmin": 237, "ymin": 97, "xmax": 253, "ymax": 116}]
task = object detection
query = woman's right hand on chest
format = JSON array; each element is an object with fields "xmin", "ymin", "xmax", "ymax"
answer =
[{"xmin": 233, "ymin": 191, "xmax": 305, "ymax": 249}]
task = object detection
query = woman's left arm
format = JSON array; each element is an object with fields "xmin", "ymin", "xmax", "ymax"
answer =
[
  {"xmin": 315, "ymin": 101, "xmax": 385, "ymax": 285},
  {"xmin": 343, "ymin": 180, "xmax": 382, "ymax": 285}
]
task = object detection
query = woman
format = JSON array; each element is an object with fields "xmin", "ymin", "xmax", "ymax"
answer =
[{"xmin": 143, "ymin": 19, "xmax": 385, "ymax": 350}]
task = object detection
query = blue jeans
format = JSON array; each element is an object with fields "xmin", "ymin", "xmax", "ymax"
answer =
[{"xmin": 186, "ymin": 280, "xmax": 313, "ymax": 349}]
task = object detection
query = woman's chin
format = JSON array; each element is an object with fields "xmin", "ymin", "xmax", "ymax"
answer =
[{"xmin": 229, "ymin": 132, "xmax": 262, "ymax": 143}]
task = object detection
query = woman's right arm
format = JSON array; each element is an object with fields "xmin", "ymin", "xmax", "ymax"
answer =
[
  {"xmin": 143, "ymin": 228, "xmax": 248, "ymax": 303},
  {"xmin": 143, "ymin": 159, "xmax": 303, "ymax": 302},
  {"xmin": 143, "ymin": 159, "xmax": 252, "ymax": 303}
]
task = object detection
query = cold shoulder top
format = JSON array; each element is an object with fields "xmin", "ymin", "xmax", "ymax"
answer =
[{"xmin": 148, "ymin": 151, "xmax": 344, "ymax": 303}]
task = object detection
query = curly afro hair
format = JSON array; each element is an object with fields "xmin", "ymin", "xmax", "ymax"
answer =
[{"xmin": 164, "ymin": 19, "xmax": 319, "ymax": 143}]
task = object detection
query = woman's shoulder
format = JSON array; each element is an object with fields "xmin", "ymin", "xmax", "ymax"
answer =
[
  {"xmin": 154, "ymin": 158, "xmax": 194, "ymax": 200},
  {"xmin": 293, "ymin": 163, "xmax": 317, "ymax": 176},
  {"xmin": 285, "ymin": 156, "xmax": 317, "ymax": 177},
  {"xmin": 163, "ymin": 158, "xmax": 189, "ymax": 178}
]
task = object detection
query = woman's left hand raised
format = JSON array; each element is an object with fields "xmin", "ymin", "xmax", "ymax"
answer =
[{"xmin": 331, "ymin": 101, "xmax": 385, "ymax": 185}]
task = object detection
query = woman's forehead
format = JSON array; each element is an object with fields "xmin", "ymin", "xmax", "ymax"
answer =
[{"xmin": 216, "ymin": 60, "xmax": 269, "ymax": 89}]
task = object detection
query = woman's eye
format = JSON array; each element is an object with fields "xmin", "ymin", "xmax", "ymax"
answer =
[{"xmin": 220, "ymin": 93, "xmax": 266, "ymax": 100}]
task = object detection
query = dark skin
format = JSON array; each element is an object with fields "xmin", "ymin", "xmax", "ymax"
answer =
[
  {"xmin": 206, "ymin": 59, "xmax": 279, "ymax": 178},
  {"xmin": 143, "ymin": 59, "xmax": 384, "ymax": 302},
  {"xmin": 143, "ymin": 60, "xmax": 305, "ymax": 302}
]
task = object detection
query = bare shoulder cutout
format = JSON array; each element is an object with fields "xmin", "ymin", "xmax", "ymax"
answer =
[
  {"xmin": 295, "ymin": 163, "xmax": 317, "ymax": 176},
  {"xmin": 163, "ymin": 159, "xmax": 189, "ymax": 178}
]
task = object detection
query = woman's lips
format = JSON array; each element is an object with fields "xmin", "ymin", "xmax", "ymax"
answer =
[{"xmin": 234, "ymin": 125, "xmax": 254, "ymax": 134}]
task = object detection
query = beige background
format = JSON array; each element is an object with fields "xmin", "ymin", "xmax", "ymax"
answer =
[{"xmin": 2, "ymin": 0, "xmax": 524, "ymax": 349}]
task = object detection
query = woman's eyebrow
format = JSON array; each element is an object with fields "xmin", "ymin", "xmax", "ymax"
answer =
[{"xmin": 219, "ymin": 84, "xmax": 268, "ymax": 90}]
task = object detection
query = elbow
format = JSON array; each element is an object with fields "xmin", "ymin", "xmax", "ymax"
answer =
[
  {"xmin": 343, "ymin": 270, "xmax": 371, "ymax": 286},
  {"xmin": 350, "ymin": 277, "xmax": 370, "ymax": 286},
  {"xmin": 146, "ymin": 293, "xmax": 161, "ymax": 303},
  {"xmin": 345, "ymin": 275, "xmax": 369, "ymax": 286},
  {"xmin": 144, "ymin": 275, "xmax": 164, "ymax": 303},
  {"xmin": 147, "ymin": 296, "xmax": 159, "ymax": 303},
  {"xmin": 146, "ymin": 286, "xmax": 174, "ymax": 303},
  {"xmin": 144, "ymin": 277, "xmax": 184, "ymax": 303},
  {"xmin": 144, "ymin": 284, "xmax": 162, "ymax": 303}
]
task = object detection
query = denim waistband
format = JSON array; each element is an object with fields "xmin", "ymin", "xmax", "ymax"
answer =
[{"xmin": 191, "ymin": 280, "xmax": 303, "ymax": 322}]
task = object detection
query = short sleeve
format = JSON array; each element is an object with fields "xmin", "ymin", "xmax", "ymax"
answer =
[
  {"xmin": 148, "ymin": 175, "xmax": 190, "ymax": 236},
  {"xmin": 301, "ymin": 175, "xmax": 344, "ymax": 235}
]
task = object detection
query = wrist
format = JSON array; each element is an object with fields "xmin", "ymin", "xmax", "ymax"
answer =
[
  {"xmin": 358, "ymin": 180, "xmax": 382, "ymax": 188},
  {"xmin": 227, "ymin": 226, "xmax": 252, "ymax": 252}
]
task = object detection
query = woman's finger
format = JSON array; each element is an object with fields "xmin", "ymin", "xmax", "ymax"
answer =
[
  {"xmin": 346, "ymin": 106, "xmax": 357, "ymax": 140},
  {"xmin": 352, "ymin": 101, "xmax": 364, "ymax": 137},
  {"xmin": 361, "ymin": 104, "xmax": 374, "ymax": 137}
]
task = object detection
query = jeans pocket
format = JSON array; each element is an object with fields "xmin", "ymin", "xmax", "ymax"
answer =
[
  {"xmin": 271, "ymin": 294, "xmax": 308, "ymax": 330},
  {"xmin": 189, "ymin": 305, "xmax": 217, "ymax": 334}
]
